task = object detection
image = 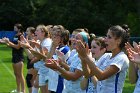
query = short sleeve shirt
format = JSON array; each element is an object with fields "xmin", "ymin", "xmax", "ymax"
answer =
[
  {"xmin": 96, "ymin": 52, "xmax": 129, "ymax": 93},
  {"xmin": 63, "ymin": 53, "xmax": 86, "ymax": 93}
]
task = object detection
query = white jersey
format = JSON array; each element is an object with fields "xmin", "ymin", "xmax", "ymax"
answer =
[
  {"xmin": 40, "ymin": 38, "xmax": 52, "ymax": 51},
  {"xmin": 38, "ymin": 38, "xmax": 52, "ymax": 75},
  {"xmin": 66, "ymin": 49, "xmax": 77, "ymax": 65},
  {"xmin": 86, "ymin": 77, "xmax": 96, "ymax": 93},
  {"xmin": 95, "ymin": 52, "xmax": 129, "ymax": 93},
  {"xmin": 85, "ymin": 58, "xmax": 96, "ymax": 93},
  {"xmin": 48, "ymin": 45, "xmax": 70, "ymax": 92},
  {"xmin": 133, "ymin": 69, "xmax": 140, "ymax": 93},
  {"xmin": 63, "ymin": 53, "xmax": 86, "ymax": 93}
]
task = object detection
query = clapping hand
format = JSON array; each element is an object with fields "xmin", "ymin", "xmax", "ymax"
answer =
[
  {"xmin": 2, "ymin": 37, "xmax": 9, "ymax": 43},
  {"xmin": 19, "ymin": 35, "xmax": 31, "ymax": 49},
  {"xmin": 125, "ymin": 42, "xmax": 140, "ymax": 64},
  {"xmin": 75, "ymin": 40, "xmax": 90, "ymax": 59},
  {"xmin": 0, "ymin": 38, "xmax": 6, "ymax": 43},
  {"xmin": 45, "ymin": 59, "xmax": 60, "ymax": 71},
  {"xmin": 55, "ymin": 49, "xmax": 65, "ymax": 62}
]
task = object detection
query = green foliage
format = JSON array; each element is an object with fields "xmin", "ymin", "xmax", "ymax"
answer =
[{"xmin": 0, "ymin": 0, "xmax": 139, "ymax": 36}]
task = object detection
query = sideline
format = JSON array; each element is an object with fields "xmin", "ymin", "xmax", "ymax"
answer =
[{"xmin": 0, "ymin": 59, "xmax": 15, "ymax": 78}]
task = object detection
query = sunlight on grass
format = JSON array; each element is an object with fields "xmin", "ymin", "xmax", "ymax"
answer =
[
  {"xmin": 0, "ymin": 44, "xmax": 136, "ymax": 93},
  {"xmin": 0, "ymin": 44, "xmax": 28, "ymax": 92}
]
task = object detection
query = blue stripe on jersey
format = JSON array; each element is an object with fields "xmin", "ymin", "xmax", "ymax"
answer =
[
  {"xmin": 86, "ymin": 78, "xmax": 90, "ymax": 92},
  {"xmin": 60, "ymin": 46, "xmax": 70, "ymax": 55},
  {"xmin": 56, "ymin": 45, "xmax": 70, "ymax": 93},
  {"xmin": 115, "ymin": 73, "xmax": 120, "ymax": 93},
  {"xmin": 56, "ymin": 75, "xmax": 64, "ymax": 93}
]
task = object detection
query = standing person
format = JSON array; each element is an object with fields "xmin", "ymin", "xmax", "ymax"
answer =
[
  {"xmin": 80, "ymin": 37, "xmax": 107, "ymax": 93},
  {"xmin": 19, "ymin": 28, "xmax": 41, "ymax": 93},
  {"xmin": 47, "ymin": 25, "xmax": 70, "ymax": 93},
  {"xmin": 29, "ymin": 25, "xmax": 71, "ymax": 93},
  {"xmin": 34, "ymin": 24, "xmax": 52, "ymax": 93},
  {"xmin": 3, "ymin": 23, "xmax": 26, "ymax": 93},
  {"xmin": 125, "ymin": 41, "xmax": 140, "ymax": 93},
  {"xmin": 76, "ymin": 25, "xmax": 130, "ymax": 93},
  {"xmin": 21, "ymin": 27, "xmax": 37, "ymax": 93},
  {"xmin": 46, "ymin": 31, "xmax": 89, "ymax": 93},
  {"xmin": 67, "ymin": 28, "xmax": 84, "ymax": 65}
]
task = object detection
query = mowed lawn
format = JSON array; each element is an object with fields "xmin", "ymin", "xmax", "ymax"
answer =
[
  {"xmin": 0, "ymin": 44, "xmax": 28, "ymax": 93},
  {"xmin": 0, "ymin": 44, "xmax": 135, "ymax": 93}
]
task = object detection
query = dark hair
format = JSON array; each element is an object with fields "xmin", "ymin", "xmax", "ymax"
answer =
[
  {"xmin": 14, "ymin": 23, "xmax": 24, "ymax": 33},
  {"xmin": 94, "ymin": 37, "xmax": 107, "ymax": 49},
  {"xmin": 61, "ymin": 30, "xmax": 70, "ymax": 45},
  {"xmin": 121, "ymin": 24, "xmax": 130, "ymax": 33},
  {"xmin": 108, "ymin": 25, "xmax": 130, "ymax": 49}
]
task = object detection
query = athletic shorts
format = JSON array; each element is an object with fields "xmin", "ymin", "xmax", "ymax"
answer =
[
  {"xmin": 12, "ymin": 55, "xmax": 24, "ymax": 64},
  {"xmin": 27, "ymin": 58, "xmax": 34, "ymax": 69},
  {"xmin": 39, "ymin": 74, "xmax": 49, "ymax": 86}
]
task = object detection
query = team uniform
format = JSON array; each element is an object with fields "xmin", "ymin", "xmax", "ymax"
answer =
[
  {"xmin": 38, "ymin": 38, "xmax": 52, "ymax": 86},
  {"xmin": 48, "ymin": 45, "xmax": 70, "ymax": 93},
  {"xmin": 12, "ymin": 34, "xmax": 24, "ymax": 63},
  {"xmin": 33, "ymin": 40, "xmax": 42, "ymax": 71},
  {"xmin": 26, "ymin": 57, "xmax": 34, "ymax": 69},
  {"xmin": 66, "ymin": 49, "xmax": 77, "ymax": 65},
  {"xmin": 62, "ymin": 53, "xmax": 86, "ymax": 93},
  {"xmin": 86, "ymin": 77, "xmax": 96, "ymax": 93},
  {"xmin": 84, "ymin": 57, "xmax": 96, "ymax": 93},
  {"xmin": 95, "ymin": 52, "xmax": 129, "ymax": 93},
  {"xmin": 133, "ymin": 69, "xmax": 140, "ymax": 93},
  {"xmin": 26, "ymin": 57, "xmax": 34, "ymax": 88}
]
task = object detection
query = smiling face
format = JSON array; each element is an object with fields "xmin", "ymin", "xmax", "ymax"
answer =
[
  {"xmin": 91, "ymin": 39, "xmax": 106, "ymax": 59},
  {"xmin": 70, "ymin": 33, "xmax": 83, "ymax": 49},
  {"xmin": 70, "ymin": 30, "xmax": 82, "ymax": 49},
  {"xmin": 91, "ymin": 40, "xmax": 101, "ymax": 58},
  {"xmin": 51, "ymin": 31, "xmax": 61, "ymax": 42},
  {"xmin": 51, "ymin": 26, "xmax": 62, "ymax": 45}
]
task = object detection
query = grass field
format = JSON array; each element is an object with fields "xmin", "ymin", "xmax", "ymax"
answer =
[
  {"xmin": 0, "ymin": 44, "xmax": 135, "ymax": 93},
  {"xmin": 0, "ymin": 44, "xmax": 28, "ymax": 93}
]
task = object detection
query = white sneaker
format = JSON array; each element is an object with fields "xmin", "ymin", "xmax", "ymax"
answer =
[{"xmin": 10, "ymin": 89, "xmax": 17, "ymax": 93}]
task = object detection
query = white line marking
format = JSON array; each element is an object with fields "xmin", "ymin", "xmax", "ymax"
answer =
[{"xmin": 0, "ymin": 59, "xmax": 15, "ymax": 78}]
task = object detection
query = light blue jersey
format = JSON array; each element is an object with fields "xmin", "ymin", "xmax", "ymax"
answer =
[
  {"xmin": 63, "ymin": 53, "xmax": 86, "ymax": 93},
  {"xmin": 96, "ymin": 52, "xmax": 129, "ymax": 93}
]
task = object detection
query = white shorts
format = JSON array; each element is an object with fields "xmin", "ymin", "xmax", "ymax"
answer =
[{"xmin": 39, "ymin": 74, "xmax": 49, "ymax": 86}]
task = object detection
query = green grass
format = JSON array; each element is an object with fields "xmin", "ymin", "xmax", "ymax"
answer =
[
  {"xmin": 0, "ymin": 44, "xmax": 135, "ymax": 93},
  {"xmin": 0, "ymin": 44, "xmax": 28, "ymax": 93}
]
